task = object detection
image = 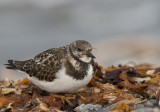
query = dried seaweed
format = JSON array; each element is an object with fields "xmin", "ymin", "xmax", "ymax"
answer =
[{"xmin": 1, "ymin": 63, "xmax": 160, "ymax": 112}]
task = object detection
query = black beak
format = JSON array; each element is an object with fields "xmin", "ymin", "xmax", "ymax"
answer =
[{"xmin": 87, "ymin": 52, "xmax": 96, "ymax": 58}]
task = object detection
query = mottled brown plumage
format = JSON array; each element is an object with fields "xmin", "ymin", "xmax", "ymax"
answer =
[{"xmin": 5, "ymin": 40, "xmax": 96, "ymax": 82}]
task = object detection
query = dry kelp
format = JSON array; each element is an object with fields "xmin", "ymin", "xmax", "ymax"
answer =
[{"xmin": 1, "ymin": 63, "xmax": 160, "ymax": 112}]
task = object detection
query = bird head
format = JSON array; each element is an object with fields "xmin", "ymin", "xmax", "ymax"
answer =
[{"xmin": 70, "ymin": 40, "xmax": 95, "ymax": 63}]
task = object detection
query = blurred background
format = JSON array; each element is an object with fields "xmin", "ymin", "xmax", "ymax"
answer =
[{"xmin": 1, "ymin": 0, "xmax": 160, "ymax": 80}]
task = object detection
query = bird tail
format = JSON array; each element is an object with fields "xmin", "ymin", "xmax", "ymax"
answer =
[{"xmin": 4, "ymin": 60, "xmax": 27, "ymax": 70}]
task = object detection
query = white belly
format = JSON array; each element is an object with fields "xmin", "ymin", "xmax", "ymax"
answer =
[{"xmin": 28, "ymin": 65, "xmax": 93, "ymax": 93}]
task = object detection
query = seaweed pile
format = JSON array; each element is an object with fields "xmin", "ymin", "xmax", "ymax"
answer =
[{"xmin": 1, "ymin": 63, "xmax": 160, "ymax": 112}]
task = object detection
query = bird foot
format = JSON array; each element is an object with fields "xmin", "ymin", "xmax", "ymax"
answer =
[{"xmin": 52, "ymin": 94, "xmax": 75, "ymax": 106}]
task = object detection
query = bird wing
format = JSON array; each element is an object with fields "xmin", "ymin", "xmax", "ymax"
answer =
[
  {"xmin": 26, "ymin": 47, "xmax": 67, "ymax": 81},
  {"xmin": 6, "ymin": 47, "xmax": 68, "ymax": 81}
]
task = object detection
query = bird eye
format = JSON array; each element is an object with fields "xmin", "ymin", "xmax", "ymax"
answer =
[{"xmin": 77, "ymin": 48, "xmax": 82, "ymax": 52}]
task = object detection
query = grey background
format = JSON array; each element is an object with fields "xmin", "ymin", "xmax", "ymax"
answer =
[{"xmin": 1, "ymin": 0, "xmax": 160, "ymax": 80}]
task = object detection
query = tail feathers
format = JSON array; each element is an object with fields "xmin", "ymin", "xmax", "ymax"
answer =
[
  {"xmin": 5, "ymin": 60, "xmax": 17, "ymax": 69},
  {"xmin": 5, "ymin": 60, "xmax": 26, "ymax": 70}
]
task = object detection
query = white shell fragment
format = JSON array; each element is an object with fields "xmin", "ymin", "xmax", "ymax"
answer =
[
  {"xmin": 1, "ymin": 88, "xmax": 17, "ymax": 95},
  {"xmin": 130, "ymin": 77, "xmax": 151, "ymax": 83}
]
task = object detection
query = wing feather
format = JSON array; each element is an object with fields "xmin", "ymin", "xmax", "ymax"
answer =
[{"xmin": 23, "ymin": 47, "xmax": 68, "ymax": 81}]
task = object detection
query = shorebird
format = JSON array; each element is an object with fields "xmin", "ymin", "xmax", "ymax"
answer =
[{"xmin": 5, "ymin": 40, "xmax": 96, "ymax": 93}]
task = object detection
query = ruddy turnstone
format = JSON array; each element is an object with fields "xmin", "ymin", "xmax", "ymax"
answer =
[{"xmin": 5, "ymin": 40, "xmax": 96, "ymax": 93}]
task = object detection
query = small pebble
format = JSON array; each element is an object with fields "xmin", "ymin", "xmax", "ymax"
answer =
[
  {"xmin": 150, "ymin": 99, "xmax": 158, "ymax": 106},
  {"xmin": 91, "ymin": 103, "xmax": 118, "ymax": 112},
  {"xmin": 143, "ymin": 100, "xmax": 153, "ymax": 107},
  {"xmin": 132, "ymin": 107, "xmax": 159, "ymax": 112},
  {"xmin": 136, "ymin": 104, "xmax": 144, "ymax": 108},
  {"xmin": 74, "ymin": 104, "xmax": 101, "ymax": 112}
]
